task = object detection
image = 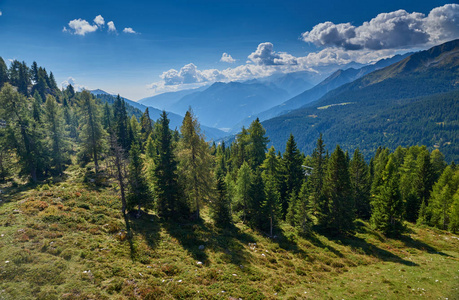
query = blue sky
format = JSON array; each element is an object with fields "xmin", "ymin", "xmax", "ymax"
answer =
[{"xmin": 0, "ymin": 0, "xmax": 458, "ymax": 100}]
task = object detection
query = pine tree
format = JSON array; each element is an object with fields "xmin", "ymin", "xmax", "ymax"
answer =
[
  {"xmin": 78, "ymin": 90, "xmax": 106, "ymax": 173},
  {"xmin": 322, "ymin": 145, "xmax": 355, "ymax": 234},
  {"xmin": 44, "ymin": 95, "xmax": 67, "ymax": 174},
  {"xmin": 212, "ymin": 161, "xmax": 232, "ymax": 227},
  {"xmin": 177, "ymin": 109, "xmax": 214, "ymax": 219},
  {"xmin": 0, "ymin": 57, "xmax": 8, "ymax": 88},
  {"xmin": 370, "ymin": 157, "xmax": 404, "ymax": 235},
  {"xmin": 281, "ymin": 133, "xmax": 303, "ymax": 218},
  {"xmin": 153, "ymin": 111, "xmax": 186, "ymax": 219},
  {"xmin": 349, "ymin": 148, "xmax": 371, "ymax": 219},
  {"xmin": 247, "ymin": 118, "xmax": 269, "ymax": 170},
  {"xmin": 235, "ymin": 162, "xmax": 252, "ymax": 223},
  {"xmin": 309, "ymin": 134, "xmax": 327, "ymax": 220},
  {"xmin": 127, "ymin": 143, "xmax": 152, "ymax": 216},
  {"xmin": 0, "ymin": 83, "xmax": 44, "ymax": 181},
  {"xmin": 113, "ymin": 95, "xmax": 130, "ymax": 150},
  {"xmin": 140, "ymin": 107, "xmax": 153, "ymax": 145},
  {"xmin": 261, "ymin": 146, "xmax": 282, "ymax": 236},
  {"xmin": 427, "ymin": 167, "xmax": 459, "ymax": 230}
]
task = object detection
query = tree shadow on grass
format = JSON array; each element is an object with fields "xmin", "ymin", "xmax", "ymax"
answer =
[
  {"xmin": 397, "ymin": 234, "xmax": 452, "ymax": 257},
  {"xmin": 162, "ymin": 219, "xmax": 256, "ymax": 267},
  {"xmin": 123, "ymin": 211, "xmax": 161, "ymax": 261}
]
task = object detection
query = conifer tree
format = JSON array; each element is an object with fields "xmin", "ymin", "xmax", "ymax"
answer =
[
  {"xmin": 140, "ymin": 107, "xmax": 153, "ymax": 145},
  {"xmin": 309, "ymin": 134, "xmax": 327, "ymax": 220},
  {"xmin": 78, "ymin": 90, "xmax": 106, "ymax": 173},
  {"xmin": 322, "ymin": 145, "xmax": 355, "ymax": 234},
  {"xmin": 287, "ymin": 181, "xmax": 312, "ymax": 235},
  {"xmin": 0, "ymin": 57, "xmax": 8, "ymax": 88},
  {"xmin": 371, "ymin": 157, "xmax": 404, "ymax": 235},
  {"xmin": 127, "ymin": 143, "xmax": 152, "ymax": 216},
  {"xmin": 109, "ymin": 134, "xmax": 128, "ymax": 215},
  {"xmin": 235, "ymin": 162, "xmax": 252, "ymax": 223},
  {"xmin": 113, "ymin": 95, "xmax": 130, "ymax": 150},
  {"xmin": 350, "ymin": 148, "xmax": 371, "ymax": 219},
  {"xmin": 44, "ymin": 95, "xmax": 66, "ymax": 174},
  {"xmin": 153, "ymin": 111, "xmax": 185, "ymax": 219},
  {"xmin": 261, "ymin": 151, "xmax": 282, "ymax": 236},
  {"xmin": 212, "ymin": 160, "xmax": 232, "ymax": 226},
  {"xmin": 430, "ymin": 149, "xmax": 446, "ymax": 183},
  {"xmin": 177, "ymin": 109, "xmax": 214, "ymax": 219},
  {"xmin": 102, "ymin": 102, "xmax": 112, "ymax": 131},
  {"xmin": 247, "ymin": 118, "xmax": 269, "ymax": 170},
  {"xmin": 130, "ymin": 115, "xmax": 141, "ymax": 146},
  {"xmin": 426, "ymin": 167, "xmax": 459, "ymax": 229},
  {"xmin": 449, "ymin": 192, "xmax": 459, "ymax": 233},
  {"xmin": 0, "ymin": 83, "xmax": 43, "ymax": 181},
  {"xmin": 281, "ymin": 133, "xmax": 303, "ymax": 218}
]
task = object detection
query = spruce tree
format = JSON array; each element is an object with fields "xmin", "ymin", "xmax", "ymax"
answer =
[
  {"xmin": 370, "ymin": 157, "xmax": 404, "ymax": 235},
  {"xmin": 235, "ymin": 162, "xmax": 252, "ymax": 223},
  {"xmin": 309, "ymin": 134, "xmax": 327, "ymax": 220},
  {"xmin": 261, "ymin": 147, "xmax": 282, "ymax": 236},
  {"xmin": 153, "ymin": 111, "xmax": 185, "ymax": 219},
  {"xmin": 212, "ymin": 161, "xmax": 232, "ymax": 227},
  {"xmin": 78, "ymin": 90, "xmax": 106, "ymax": 173},
  {"xmin": 350, "ymin": 148, "xmax": 371, "ymax": 219},
  {"xmin": 113, "ymin": 95, "xmax": 130, "ymax": 150},
  {"xmin": 127, "ymin": 143, "xmax": 152, "ymax": 216},
  {"xmin": 322, "ymin": 145, "xmax": 355, "ymax": 234},
  {"xmin": 0, "ymin": 57, "xmax": 8, "ymax": 88},
  {"xmin": 140, "ymin": 107, "xmax": 153, "ymax": 145},
  {"xmin": 247, "ymin": 118, "xmax": 269, "ymax": 170},
  {"xmin": 281, "ymin": 133, "xmax": 303, "ymax": 218}
]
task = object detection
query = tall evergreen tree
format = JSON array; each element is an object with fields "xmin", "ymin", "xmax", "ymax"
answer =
[
  {"xmin": 44, "ymin": 95, "xmax": 66, "ymax": 174},
  {"xmin": 309, "ymin": 134, "xmax": 327, "ymax": 219},
  {"xmin": 140, "ymin": 108, "xmax": 153, "ymax": 145},
  {"xmin": 0, "ymin": 57, "xmax": 8, "ymax": 88},
  {"xmin": 0, "ymin": 83, "xmax": 43, "ymax": 181},
  {"xmin": 113, "ymin": 95, "xmax": 130, "ymax": 150},
  {"xmin": 235, "ymin": 162, "xmax": 252, "ymax": 223},
  {"xmin": 177, "ymin": 109, "xmax": 214, "ymax": 219},
  {"xmin": 371, "ymin": 157, "xmax": 404, "ymax": 235},
  {"xmin": 280, "ymin": 133, "xmax": 303, "ymax": 218},
  {"xmin": 247, "ymin": 118, "xmax": 269, "ymax": 170},
  {"xmin": 153, "ymin": 111, "xmax": 186, "ymax": 219},
  {"xmin": 321, "ymin": 145, "xmax": 355, "ymax": 234},
  {"xmin": 212, "ymin": 160, "xmax": 232, "ymax": 226},
  {"xmin": 261, "ymin": 149, "xmax": 282, "ymax": 236},
  {"xmin": 78, "ymin": 90, "xmax": 106, "ymax": 172},
  {"xmin": 127, "ymin": 143, "xmax": 152, "ymax": 216},
  {"xmin": 350, "ymin": 148, "xmax": 371, "ymax": 219}
]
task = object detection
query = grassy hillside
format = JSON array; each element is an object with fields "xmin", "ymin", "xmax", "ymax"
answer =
[{"xmin": 1, "ymin": 166, "xmax": 458, "ymax": 299}]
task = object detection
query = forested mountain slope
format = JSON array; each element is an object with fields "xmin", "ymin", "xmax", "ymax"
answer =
[{"xmin": 263, "ymin": 39, "xmax": 459, "ymax": 162}]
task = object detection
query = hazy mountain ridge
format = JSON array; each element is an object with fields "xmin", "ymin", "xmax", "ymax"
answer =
[{"xmin": 92, "ymin": 91, "xmax": 227, "ymax": 140}]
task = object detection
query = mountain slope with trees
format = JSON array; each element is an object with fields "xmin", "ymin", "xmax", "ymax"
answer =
[{"xmin": 262, "ymin": 39, "xmax": 459, "ymax": 162}]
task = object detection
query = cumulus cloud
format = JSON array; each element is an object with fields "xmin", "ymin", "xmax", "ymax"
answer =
[
  {"xmin": 107, "ymin": 21, "xmax": 116, "ymax": 33},
  {"xmin": 61, "ymin": 77, "xmax": 86, "ymax": 91},
  {"xmin": 66, "ymin": 18, "xmax": 98, "ymax": 36},
  {"xmin": 123, "ymin": 27, "xmax": 137, "ymax": 34},
  {"xmin": 302, "ymin": 4, "xmax": 459, "ymax": 50},
  {"xmin": 220, "ymin": 53, "xmax": 236, "ymax": 63},
  {"xmin": 94, "ymin": 15, "xmax": 105, "ymax": 27},
  {"xmin": 248, "ymin": 42, "xmax": 298, "ymax": 65}
]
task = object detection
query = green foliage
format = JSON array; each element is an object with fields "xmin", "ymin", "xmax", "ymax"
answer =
[
  {"xmin": 126, "ymin": 143, "xmax": 152, "ymax": 213},
  {"xmin": 321, "ymin": 145, "xmax": 355, "ymax": 234},
  {"xmin": 350, "ymin": 148, "xmax": 371, "ymax": 219},
  {"xmin": 371, "ymin": 157, "xmax": 404, "ymax": 235}
]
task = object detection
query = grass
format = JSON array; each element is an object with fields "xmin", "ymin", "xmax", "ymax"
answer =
[{"xmin": 0, "ymin": 167, "xmax": 458, "ymax": 299}]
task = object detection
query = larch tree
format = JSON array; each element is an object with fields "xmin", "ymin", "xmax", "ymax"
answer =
[
  {"xmin": 78, "ymin": 90, "xmax": 106, "ymax": 173},
  {"xmin": 177, "ymin": 109, "xmax": 214, "ymax": 219},
  {"xmin": 44, "ymin": 95, "xmax": 67, "ymax": 174}
]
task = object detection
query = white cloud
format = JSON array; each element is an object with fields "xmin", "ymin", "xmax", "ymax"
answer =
[
  {"xmin": 220, "ymin": 53, "xmax": 236, "ymax": 63},
  {"xmin": 60, "ymin": 77, "xmax": 86, "ymax": 91},
  {"xmin": 302, "ymin": 4, "xmax": 459, "ymax": 50},
  {"xmin": 248, "ymin": 42, "xmax": 298, "ymax": 65},
  {"xmin": 107, "ymin": 21, "xmax": 117, "ymax": 33},
  {"xmin": 0, "ymin": 11, "xmax": 3, "ymax": 16},
  {"xmin": 94, "ymin": 15, "xmax": 105, "ymax": 27},
  {"xmin": 67, "ymin": 18, "xmax": 99, "ymax": 36},
  {"xmin": 123, "ymin": 27, "xmax": 137, "ymax": 34}
]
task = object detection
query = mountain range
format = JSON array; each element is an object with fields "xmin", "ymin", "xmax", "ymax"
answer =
[{"xmin": 262, "ymin": 39, "xmax": 459, "ymax": 161}]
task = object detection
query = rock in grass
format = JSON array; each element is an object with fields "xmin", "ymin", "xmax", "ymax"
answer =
[{"xmin": 198, "ymin": 245, "xmax": 205, "ymax": 250}]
